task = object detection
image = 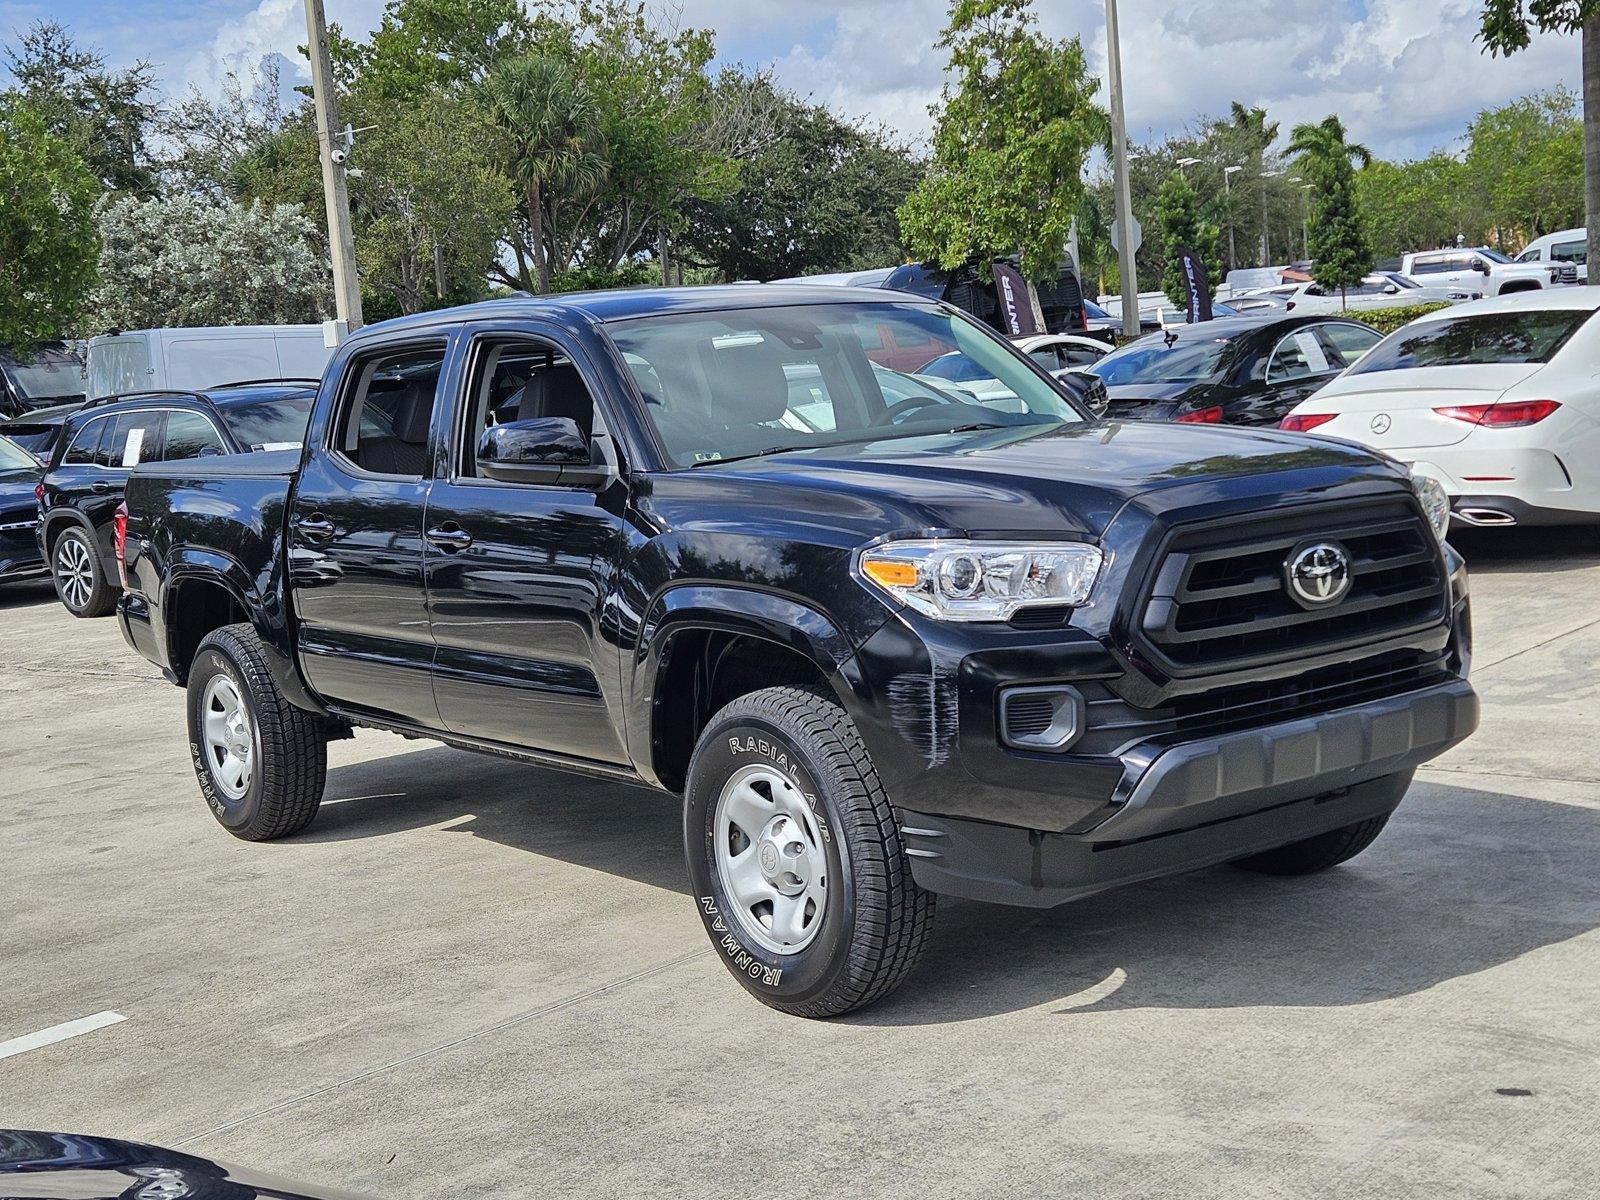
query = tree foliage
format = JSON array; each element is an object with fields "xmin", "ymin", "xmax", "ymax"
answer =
[
  {"xmin": 3, "ymin": 21, "xmax": 156, "ymax": 192},
  {"xmin": 1288, "ymin": 116, "xmax": 1372, "ymax": 298},
  {"xmin": 1153, "ymin": 170, "xmax": 1221, "ymax": 306},
  {"xmin": 679, "ymin": 77, "xmax": 920, "ymax": 280},
  {"xmin": 899, "ymin": 0, "xmax": 1107, "ymax": 281},
  {"xmin": 88, "ymin": 195, "xmax": 330, "ymax": 330},
  {"xmin": 1479, "ymin": 0, "xmax": 1600, "ymax": 52},
  {"xmin": 0, "ymin": 96, "xmax": 100, "ymax": 347},
  {"xmin": 1465, "ymin": 87, "xmax": 1584, "ymax": 241}
]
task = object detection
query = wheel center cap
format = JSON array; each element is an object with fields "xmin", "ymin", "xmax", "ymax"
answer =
[
  {"xmin": 758, "ymin": 842, "xmax": 779, "ymax": 875},
  {"xmin": 756, "ymin": 817, "xmax": 809, "ymax": 895}
]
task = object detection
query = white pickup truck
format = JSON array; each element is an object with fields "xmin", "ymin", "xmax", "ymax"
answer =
[{"xmin": 1399, "ymin": 247, "xmax": 1576, "ymax": 296}]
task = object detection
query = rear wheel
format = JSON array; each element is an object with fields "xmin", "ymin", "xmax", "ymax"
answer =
[
  {"xmin": 1230, "ymin": 814, "xmax": 1390, "ymax": 876},
  {"xmin": 684, "ymin": 685, "xmax": 935, "ymax": 1018},
  {"xmin": 51, "ymin": 526, "xmax": 116, "ymax": 617},
  {"xmin": 186, "ymin": 623, "xmax": 327, "ymax": 841}
]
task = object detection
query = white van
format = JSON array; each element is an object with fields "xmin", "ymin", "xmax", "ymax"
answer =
[
  {"xmin": 86, "ymin": 325, "xmax": 333, "ymax": 400},
  {"xmin": 1516, "ymin": 227, "xmax": 1587, "ymax": 283}
]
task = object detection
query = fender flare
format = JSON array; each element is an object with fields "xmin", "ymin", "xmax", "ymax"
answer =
[
  {"xmin": 159, "ymin": 549, "xmax": 325, "ymax": 713},
  {"xmin": 627, "ymin": 584, "xmax": 870, "ymax": 785},
  {"xmin": 39, "ymin": 507, "xmax": 96, "ymax": 556}
]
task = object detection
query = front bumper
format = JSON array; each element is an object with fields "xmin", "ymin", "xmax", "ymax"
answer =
[{"xmin": 897, "ymin": 677, "xmax": 1477, "ymax": 907}]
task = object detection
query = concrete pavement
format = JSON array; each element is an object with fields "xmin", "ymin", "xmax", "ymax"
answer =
[{"xmin": 2, "ymin": 529, "xmax": 1597, "ymax": 1198}]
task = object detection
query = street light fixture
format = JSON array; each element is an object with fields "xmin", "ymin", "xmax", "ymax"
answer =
[
  {"xmin": 1175, "ymin": 156, "xmax": 1201, "ymax": 177},
  {"xmin": 1222, "ymin": 163, "xmax": 1248, "ymax": 267},
  {"xmin": 1259, "ymin": 170, "xmax": 1284, "ymax": 266},
  {"xmin": 1222, "ymin": 164, "xmax": 1243, "ymax": 269}
]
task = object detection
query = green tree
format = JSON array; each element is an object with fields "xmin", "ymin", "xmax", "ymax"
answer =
[
  {"xmin": 1153, "ymin": 169, "xmax": 1221, "ymax": 307},
  {"xmin": 0, "ymin": 95, "xmax": 100, "ymax": 347},
  {"xmin": 1355, "ymin": 154, "xmax": 1474, "ymax": 257},
  {"xmin": 332, "ymin": 0, "xmax": 531, "ymax": 100},
  {"xmin": 3, "ymin": 21, "xmax": 156, "ymax": 192},
  {"xmin": 1479, "ymin": 0, "xmax": 1600, "ymax": 268},
  {"xmin": 1288, "ymin": 115, "xmax": 1372, "ymax": 303},
  {"xmin": 898, "ymin": 0, "xmax": 1108, "ymax": 282},
  {"xmin": 355, "ymin": 94, "xmax": 516, "ymax": 313},
  {"xmin": 479, "ymin": 54, "xmax": 608, "ymax": 293},
  {"xmin": 88, "ymin": 194, "xmax": 329, "ymax": 330},
  {"xmin": 1465, "ymin": 87, "xmax": 1585, "ymax": 246},
  {"xmin": 679, "ymin": 78, "xmax": 921, "ymax": 280}
]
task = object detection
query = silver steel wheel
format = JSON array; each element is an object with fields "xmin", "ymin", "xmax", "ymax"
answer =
[
  {"xmin": 54, "ymin": 535, "xmax": 94, "ymax": 610},
  {"xmin": 713, "ymin": 762, "xmax": 828, "ymax": 955},
  {"xmin": 201, "ymin": 674, "xmax": 255, "ymax": 802}
]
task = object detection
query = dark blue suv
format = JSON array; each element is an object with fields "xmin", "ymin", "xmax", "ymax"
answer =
[{"xmin": 38, "ymin": 381, "xmax": 315, "ymax": 616}]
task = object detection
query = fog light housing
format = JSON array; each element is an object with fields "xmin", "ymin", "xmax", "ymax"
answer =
[{"xmin": 998, "ymin": 686, "xmax": 1084, "ymax": 752}]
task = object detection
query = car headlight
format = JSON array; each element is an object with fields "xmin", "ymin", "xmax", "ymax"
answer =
[
  {"xmin": 1412, "ymin": 472, "xmax": 1451, "ymax": 542},
  {"xmin": 855, "ymin": 539, "xmax": 1103, "ymax": 621}
]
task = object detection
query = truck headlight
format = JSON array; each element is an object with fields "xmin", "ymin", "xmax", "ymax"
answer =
[
  {"xmin": 855, "ymin": 539, "xmax": 1103, "ymax": 621},
  {"xmin": 1413, "ymin": 472, "xmax": 1451, "ymax": 542}
]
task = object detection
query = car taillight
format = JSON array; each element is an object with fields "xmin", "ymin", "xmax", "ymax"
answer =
[
  {"xmin": 1280, "ymin": 412, "xmax": 1338, "ymax": 432},
  {"xmin": 114, "ymin": 502, "xmax": 129, "ymax": 590},
  {"xmin": 1175, "ymin": 406, "xmax": 1223, "ymax": 424},
  {"xmin": 34, "ymin": 482, "xmax": 44, "ymax": 504},
  {"xmin": 1434, "ymin": 400, "xmax": 1561, "ymax": 428}
]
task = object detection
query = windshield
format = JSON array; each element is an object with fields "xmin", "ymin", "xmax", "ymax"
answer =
[
  {"xmin": 1089, "ymin": 334, "xmax": 1230, "ymax": 387},
  {"xmin": 0, "ymin": 434, "xmax": 36, "ymax": 469},
  {"xmin": 1351, "ymin": 309, "xmax": 1593, "ymax": 374},
  {"xmin": 1378, "ymin": 272, "xmax": 1419, "ymax": 289},
  {"xmin": 1479, "ymin": 248, "xmax": 1512, "ymax": 264},
  {"xmin": 7, "ymin": 351, "xmax": 84, "ymax": 401},
  {"xmin": 607, "ymin": 303, "xmax": 1082, "ymax": 467},
  {"xmin": 217, "ymin": 394, "xmax": 314, "ymax": 450}
]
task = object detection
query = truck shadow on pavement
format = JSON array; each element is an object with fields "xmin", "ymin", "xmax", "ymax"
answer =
[
  {"xmin": 304, "ymin": 747, "xmax": 1600, "ymax": 1024},
  {"xmin": 1452, "ymin": 526, "xmax": 1600, "ymax": 575}
]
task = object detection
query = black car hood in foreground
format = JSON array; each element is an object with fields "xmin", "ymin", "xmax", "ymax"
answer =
[
  {"xmin": 0, "ymin": 1130, "xmax": 375, "ymax": 1200},
  {"xmin": 655, "ymin": 419, "xmax": 1402, "ymax": 541}
]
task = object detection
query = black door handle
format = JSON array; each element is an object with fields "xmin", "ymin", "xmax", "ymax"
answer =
[
  {"xmin": 294, "ymin": 515, "xmax": 336, "ymax": 541},
  {"xmin": 91, "ymin": 480, "xmax": 114, "ymax": 493},
  {"xmin": 426, "ymin": 525, "xmax": 473, "ymax": 551}
]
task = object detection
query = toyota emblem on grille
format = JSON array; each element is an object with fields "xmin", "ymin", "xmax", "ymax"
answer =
[
  {"xmin": 1370, "ymin": 413, "xmax": 1392, "ymax": 434},
  {"xmin": 1285, "ymin": 541, "xmax": 1352, "ymax": 608}
]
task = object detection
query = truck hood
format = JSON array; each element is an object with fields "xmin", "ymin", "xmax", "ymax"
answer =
[{"xmin": 652, "ymin": 420, "xmax": 1400, "ymax": 541}]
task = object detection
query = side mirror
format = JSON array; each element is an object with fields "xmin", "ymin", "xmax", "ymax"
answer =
[
  {"xmin": 477, "ymin": 416, "xmax": 611, "ymax": 488},
  {"xmin": 1475, "ymin": 260, "xmax": 1491, "ymax": 274},
  {"xmin": 1383, "ymin": 283, "xmax": 1400, "ymax": 294}
]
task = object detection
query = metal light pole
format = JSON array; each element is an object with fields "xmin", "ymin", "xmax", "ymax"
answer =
[
  {"xmin": 1259, "ymin": 169, "xmax": 1283, "ymax": 267},
  {"xmin": 304, "ymin": 0, "xmax": 363, "ymax": 331},
  {"xmin": 1104, "ymin": 0, "xmax": 1140, "ymax": 340},
  {"xmin": 1298, "ymin": 182, "xmax": 1313, "ymax": 261},
  {"xmin": 1223, "ymin": 165, "xmax": 1242, "ymax": 270}
]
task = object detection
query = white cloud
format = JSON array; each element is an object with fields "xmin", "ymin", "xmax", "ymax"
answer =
[{"xmin": 180, "ymin": 0, "xmax": 387, "ymax": 95}]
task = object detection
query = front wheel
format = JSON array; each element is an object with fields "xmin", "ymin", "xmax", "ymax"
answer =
[
  {"xmin": 186, "ymin": 623, "xmax": 327, "ymax": 840},
  {"xmin": 684, "ymin": 686, "xmax": 935, "ymax": 1018}
]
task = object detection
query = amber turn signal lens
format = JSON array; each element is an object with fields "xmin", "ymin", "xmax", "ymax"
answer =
[{"xmin": 860, "ymin": 558, "xmax": 919, "ymax": 588}]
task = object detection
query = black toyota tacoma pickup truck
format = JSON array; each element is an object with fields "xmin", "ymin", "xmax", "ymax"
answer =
[{"xmin": 118, "ymin": 286, "xmax": 1478, "ymax": 1017}]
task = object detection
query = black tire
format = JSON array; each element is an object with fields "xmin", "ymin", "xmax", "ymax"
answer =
[
  {"xmin": 1230, "ymin": 814, "xmax": 1390, "ymax": 876},
  {"xmin": 51, "ymin": 526, "xmax": 117, "ymax": 617},
  {"xmin": 186, "ymin": 623, "xmax": 327, "ymax": 841},
  {"xmin": 684, "ymin": 685, "xmax": 935, "ymax": 1018}
]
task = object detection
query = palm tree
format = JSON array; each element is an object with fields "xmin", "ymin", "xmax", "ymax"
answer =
[
  {"xmin": 1287, "ymin": 115, "xmax": 1374, "ymax": 305},
  {"xmin": 1230, "ymin": 102, "xmax": 1280, "ymax": 265},
  {"xmin": 479, "ymin": 55, "xmax": 607, "ymax": 293},
  {"xmin": 1286, "ymin": 115, "xmax": 1372, "ymax": 170}
]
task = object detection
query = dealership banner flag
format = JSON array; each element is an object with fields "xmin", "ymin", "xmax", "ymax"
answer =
[
  {"xmin": 991, "ymin": 261, "xmax": 1042, "ymax": 336},
  {"xmin": 1177, "ymin": 245, "xmax": 1213, "ymax": 323}
]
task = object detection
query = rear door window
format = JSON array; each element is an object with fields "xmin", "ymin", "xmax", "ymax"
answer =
[
  {"xmin": 1266, "ymin": 330, "xmax": 1333, "ymax": 381},
  {"xmin": 1316, "ymin": 323, "xmax": 1384, "ymax": 369},
  {"xmin": 105, "ymin": 410, "xmax": 165, "ymax": 467}
]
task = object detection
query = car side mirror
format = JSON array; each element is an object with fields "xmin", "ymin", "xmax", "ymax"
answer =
[
  {"xmin": 477, "ymin": 416, "xmax": 611, "ymax": 488},
  {"xmin": 1475, "ymin": 260, "xmax": 1491, "ymax": 274},
  {"xmin": 1383, "ymin": 283, "xmax": 1399, "ymax": 294}
]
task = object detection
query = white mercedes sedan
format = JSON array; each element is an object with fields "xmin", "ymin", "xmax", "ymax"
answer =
[{"xmin": 1280, "ymin": 289, "xmax": 1600, "ymax": 528}]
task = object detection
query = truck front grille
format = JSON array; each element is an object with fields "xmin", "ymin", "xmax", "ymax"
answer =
[{"xmin": 1139, "ymin": 498, "xmax": 1448, "ymax": 672}]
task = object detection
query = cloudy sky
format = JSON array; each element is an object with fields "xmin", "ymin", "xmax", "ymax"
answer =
[{"xmin": 2, "ymin": 0, "xmax": 1585, "ymax": 161}]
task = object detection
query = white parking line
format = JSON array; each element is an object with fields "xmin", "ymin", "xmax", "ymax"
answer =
[{"xmin": 0, "ymin": 1011, "xmax": 127, "ymax": 1061}]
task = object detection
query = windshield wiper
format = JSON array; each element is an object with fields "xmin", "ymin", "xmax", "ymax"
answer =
[
  {"xmin": 688, "ymin": 445, "xmax": 800, "ymax": 468},
  {"xmin": 943, "ymin": 421, "xmax": 1011, "ymax": 434}
]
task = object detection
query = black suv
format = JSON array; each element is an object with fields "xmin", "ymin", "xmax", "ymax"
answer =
[{"xmin": 38, "ymin": 382, "xmax": 315, "ymax": 616}]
